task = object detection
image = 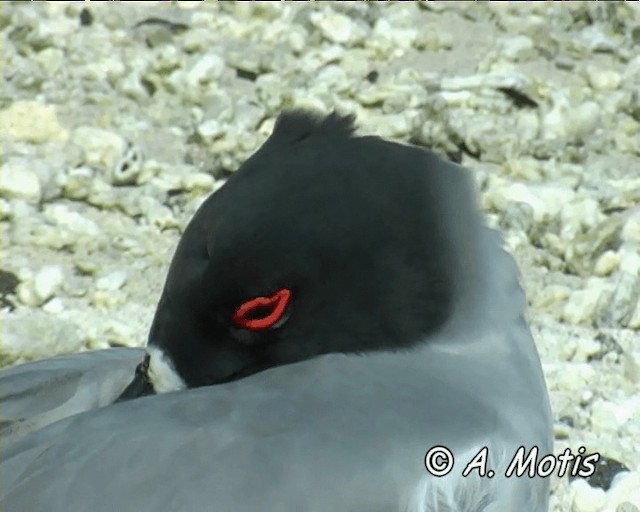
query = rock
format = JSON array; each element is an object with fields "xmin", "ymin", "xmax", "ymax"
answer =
[
  {"xmin": 595, "ymin": 273, "xmax": 640, "ymax": 328},
  {"xmin": 574, "ymin": 337, "xmax": 603, "ymax": 362},
  {"xmin": 34, "ymin": 47, "xmax": 64, "ymax": 76},
  {"xmin": 197, "ymin": 119, "xmax": 226, "ymax": 144},
  {"xmin": 628, "ymin": 302, "xmax": 640, "ymax": 330},
  {"xmin": 570, "ymin": 478, "xmax": 606, "ymax": 512},
  {"xmin": 33, "ymin": 265, "xmax": 64, "ymax": 303},
  {"xmin": 565, "ymin": 217, "xmax": 624, "ymax": 277},
  {"xmin": 87, "ymin": 179, "xmax": 118, "ymax": 209},
  {"xmin": 2, "ymin": 101, "xmax": 67, "ymax": 143},
  {"xmin": 90, "ymin": 290, "xmax": 125, "ymax": 309},
  {"xmin": 484, "ymin": 181, "xmax": 574, "ymax": 224},
  {"xmin": 594, "ymin": 251, "xmax": 620, "ymax": 277},
  {"xmin": 370, "ymin": 18, "xmax": 417, "ymax": 53},
  {"xmin": 95, "ymin": 270, "xmax": 128, "ymax": 292},
  {"xmin": 569, "ymin": 102, "xmax": 602, "ymax": 142},
  {"xmin": 621, "ymin": 210, "xmax": 640, "ymax": 244},
  {"xmin": 186, "ymin": 53, "xmax": 226, "ymax": 88},
  {"xmin": 0, "ymin": 311, "xmax": 84, "ymax": 367},
  {"xmin": 531, "ymin": 284, "xmax": 571, "ymax": 312},
  {"xmin": 309, "ymin": 10, "xmax": 358, "ymax": 45},
  {"xmin": 42, "ymin": 297, "xmax": 64, "ymax": 315},
  {"xmin": 0, "ymin": 160, "xmax": 42, "ymax": 204},
  {"xmin": 42, "ymin": 204, "xmax": 100, "ymax": 237},
  {"xmin": 137, "ymin": 196, "xmax": 179, "ymax": 231},
  {"xmin": 500, "ymin": 200, "xmax": 535, "ymax": 234},
  {"xmin": 72, "ymin": 126, "xmax": 127, "ymax": 172},
  {"xmin": 102, "ymin": 319, "xmax": 137, "ymax": 348},
  {"xmin": 563, "ymin": 282, "xmax": 609, "ymax": 326},
  {"xmin": 586, "ymin": 66, "xmax": 623, "ymax": 91},
  {"xmin": 607, "ymin": 471, "xmax": 640, "ymax": 511},
  {"xmin": 182, "ymin": 172, "xmax": 215, "ymax": 193},
  {"xmin": 62, "ymin": 166, "xmax": 94, "ymax": 200},
  {"xmin": 0, "ymin": 199, "xmax": 10, "ymax": 220},
  {"xmin": 543, "ymin": 95, "xmax": 601, "ymax": 143},
  {"xmin": 619, "ymin": 247, "xmax": 640, "ymax": 276},
  {"xmin": 591, "ymin": 400, "xmax": 634, "ymax": 433},
  {"xmin": 500, "ymin": 35, "xmax": 536, "ymax": 62}
]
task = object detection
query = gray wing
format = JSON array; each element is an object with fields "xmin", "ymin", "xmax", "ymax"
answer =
[
  {"xmin": 2, "ymin": 345, "xmax": 549, "ymax": 512},
  {"xmin": 1, "ymin": 348, "xmax": 145, "ymax": 447}
]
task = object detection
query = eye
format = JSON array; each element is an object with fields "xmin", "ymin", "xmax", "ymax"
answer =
[{"xmin": 231, "ymin": 288, "xmax": 292, "ymax": 331}]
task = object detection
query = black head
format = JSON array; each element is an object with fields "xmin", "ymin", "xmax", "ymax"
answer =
[{"xmin": 147, "ymin": 110, "xmax": 455, "ymax": 388}]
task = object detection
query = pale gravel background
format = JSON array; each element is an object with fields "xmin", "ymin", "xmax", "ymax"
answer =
[{"xmin": 2, "ymin": 2, "xmax": 640, "ymax": 510}]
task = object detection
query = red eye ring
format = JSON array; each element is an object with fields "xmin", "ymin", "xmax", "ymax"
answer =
[{"xmin": 231, "ymin": 288, "xmax": 292, "ymax": 331}]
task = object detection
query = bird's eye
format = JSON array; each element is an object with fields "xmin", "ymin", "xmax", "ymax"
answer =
[{"xmin": 231, "ymin": 288, "xmax": 292, "ymax": 330}]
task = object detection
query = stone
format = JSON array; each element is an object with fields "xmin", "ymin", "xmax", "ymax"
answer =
[
  {"xmin": 2, "ymin": 101, "xmax": 68, "ymax": 144},
  {"xmin": 565, "ymin": 217, "xmax": 624, "ymax": 277},
  {"xmin": 33, "ymin": 265, "xmax": 64, "ymax": 303},
  {"xmin": 621, "ymin": 210, "xmax": 640, "ymax": 244},
  {"xmin": 570, "ymin": 478, "xmax": 606, "ymax": 512},
  {"xmin": 309, "ymin": 10, "xmax": 357, "ymax": 45},
  {"xmin": 563, "ymin": 287, "xmax": 605, "ymax": 325},
  {"xmin": 186, "ymin": 53, "xmax": 226, "ymax": 88},
  {"xmin": 42, "ymin": 204, "xmax": 100, "ymax": 237},
  {"xmin": 595, "ymin": 273, "xmax": 640, "ymax": 328},
  {"xmin": 594, "ymin": 251, "xmax": 620, "ymax": 277},
  {"xmin": 586, "ymin": 66, "xmax": 623, "ymax": 91},
  {"xmin": 591, "ymin": 400, "xmax": 634, "ymax": 433},
  {"xmin": 62, "ymin": 166, "xmax": 94, "ymax": 200},
  {"xmin": 71, "ymin": 126, "xmax": 127, "ymax": 172},
  {"xmin": 619, "ymin": 247, "xmax": 640, "ymax": 276},
  {"xmin": 0, "ymin": 311, "xmax": 84, "ymax": 367},
  {"xmin": 182, "ymin": 173, "xmax": 215, "ymax": 193},
  {"xmin": 41, "ymin": 296, "xmax": 64, "ymax": 314},
  {"xmin": 95, "ymin": 270, "xmax": 128, "ymax": 292},
  {"xmin": 0, "ymin": 160, "xmax": 42, "ymax": 204}
]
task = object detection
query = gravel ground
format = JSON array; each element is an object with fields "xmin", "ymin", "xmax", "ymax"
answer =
[{"xmin": 2, "ymin": 2, "xmax": 639, "ymax": 510}]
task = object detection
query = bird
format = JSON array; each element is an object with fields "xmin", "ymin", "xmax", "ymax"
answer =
[{"xmin": 1, "ymin": 110, "xmax": 553, "ymax": 511}]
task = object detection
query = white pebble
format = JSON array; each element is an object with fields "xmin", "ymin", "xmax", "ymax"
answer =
[
  {"xmin": 501, "ymin": 35, "xmax": 535, "ymax": 61},
  {"xmin": 186, "ymin": 53, "xmax": 225, "ymax": 87},
  {"xmin": 586, "ymin": 66, "xmax": 622, "ymax": 91},
  {"xmin": 594, "ymin": 251, "xmax": 620, "ymax": 277},
  {"xmin": 309, "ymin": 11, "xmax": 355, "ymax": 44},
  {"xmin": 103, "ymin": 319, "xmax": 137, "ymax": 347},
  {"xmin": 570, "ymin": 479, "xmax": 606, "ymax": 512},
  {"xmin": 563, "ymin": 288, "xmax": 603, "ymax": 325},
  {"xmin": 0, "ymin": 160, "xmax": 42, "ymax": 204},
  {"xmin": 33, "ymin": 265, "xmax": 64, "ymax": 303},
  {"xmin": 2, "ymin": 101, "xmax": 68, "ymax": 144},
  {"xmin": 561, "ymin": 198, "xmax": 605, "ymax": 239},
  {"xmin": 628, "ymin": 303, "xmax": 640, "ymax": 331},
  {"xmin": 42, "ymin": 297, "xmax": 64, "ymax": 314},
  {"xmin": 96, "ymin": 270, "xmax": 128, "ymax": 291},
  {"xmin": 197, "ymin": 119, "xmax": 226, "ymax": 143},
  {"xmin": 591, "ymin": 398, "xmax": 633, "ymax": 433},
  {"xmin": 182, "ymin": 173, "xmax": 215, "ymax": 192},
  {"xmin": 42, "ymin": 204, "xmax": 100, "ymax": 236},
  {"xmin": 621, "ymin": 211, "xmax": 640, "ymax": 244},
  {"xmin": 72, "ymin": 126, "xmax": 127, "ymax": 171},
  {"xmin": 619, "ymin": 248, "xmax": 640, "ymax": 276}
]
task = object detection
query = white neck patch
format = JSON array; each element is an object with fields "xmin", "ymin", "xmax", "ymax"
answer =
[{"xmin": 146, "ymin": 346, "xmax": 187, "ymax": 393}]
